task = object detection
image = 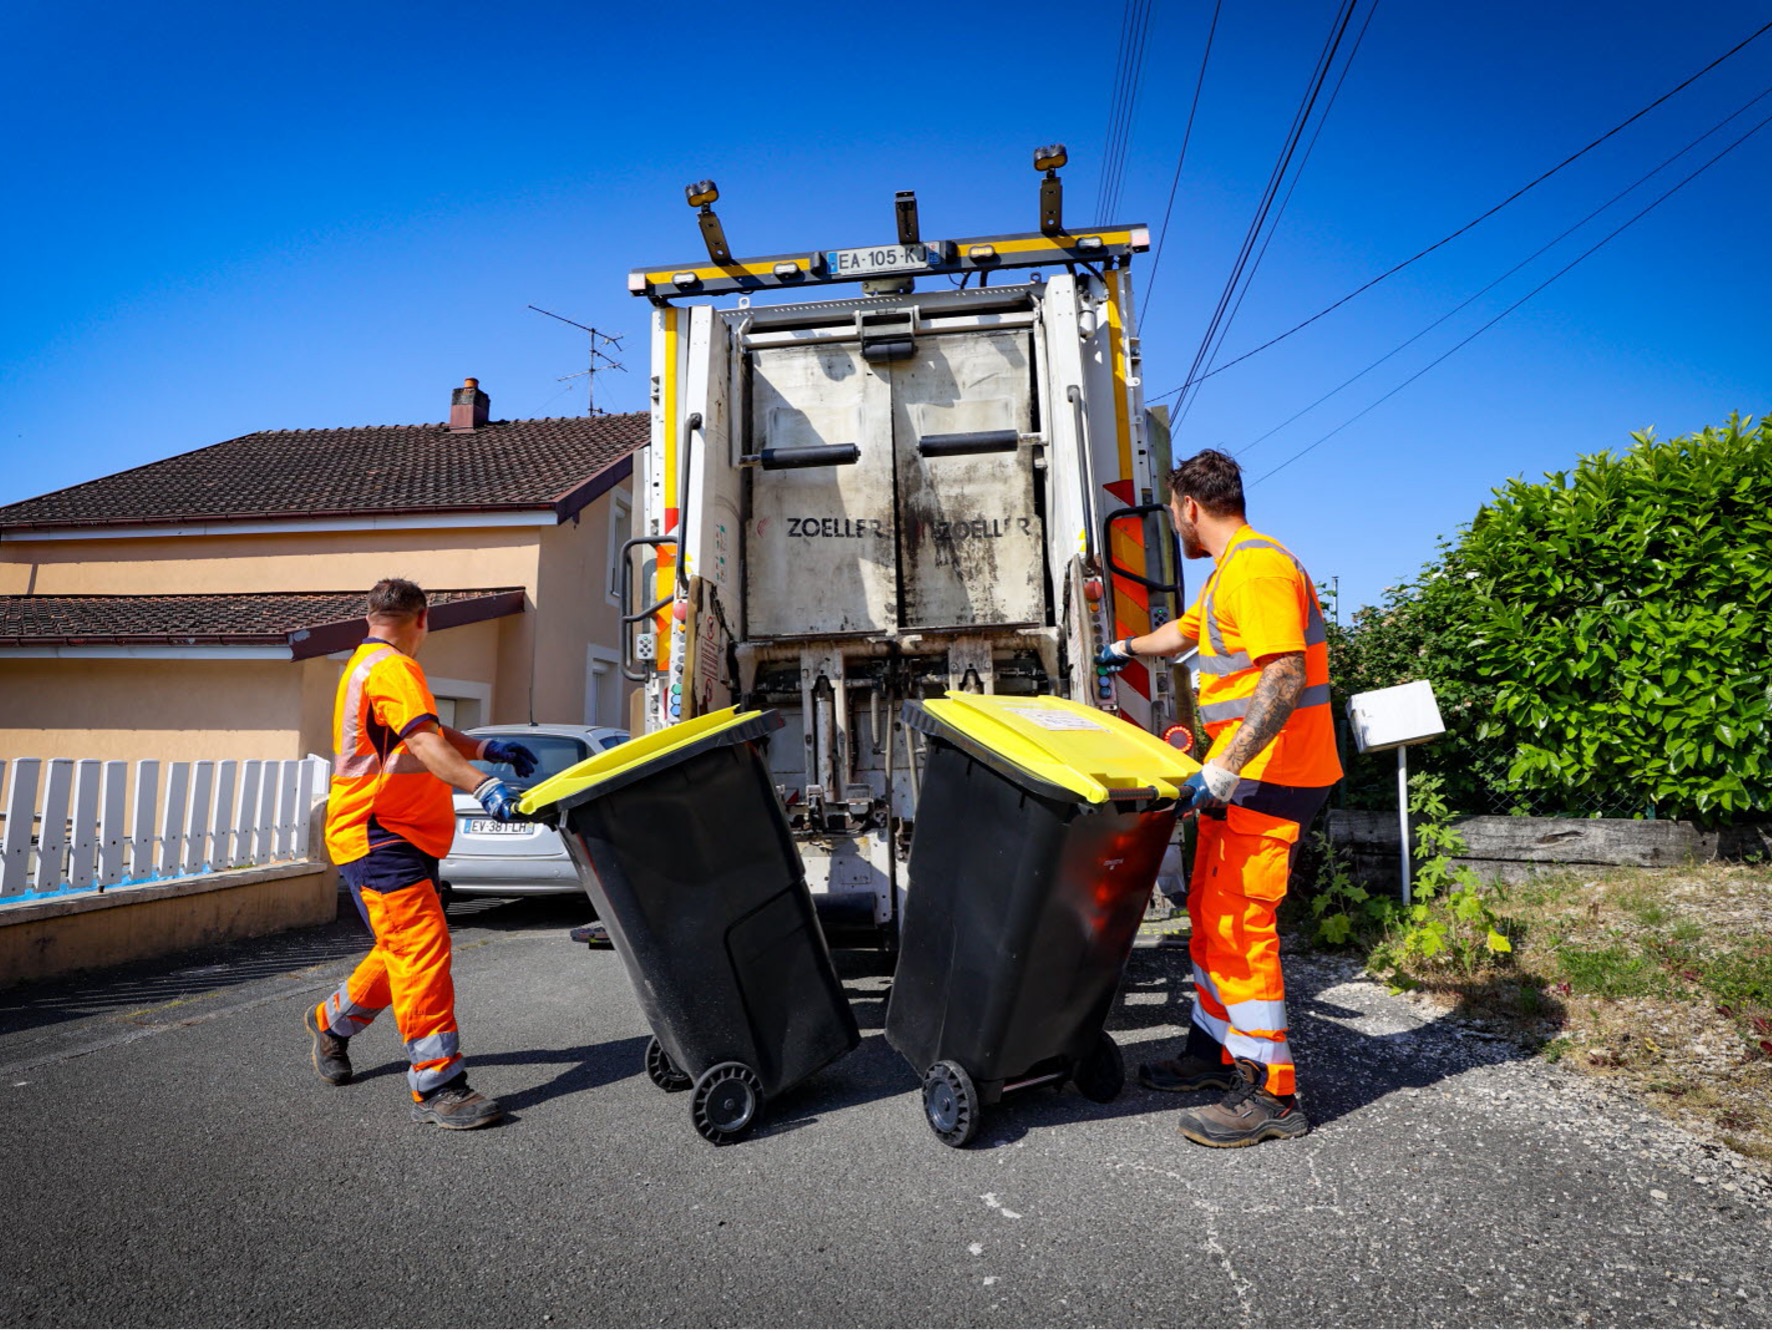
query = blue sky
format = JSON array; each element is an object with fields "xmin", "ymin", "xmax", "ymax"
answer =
[{"xmin": 2, "ymin": 0, "xmax": 1769, "ymax": 615}]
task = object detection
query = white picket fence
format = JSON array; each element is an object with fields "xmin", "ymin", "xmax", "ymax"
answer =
[{"xmin": 0, "ymin": 756, "xmax": 328, "ymax": 903}]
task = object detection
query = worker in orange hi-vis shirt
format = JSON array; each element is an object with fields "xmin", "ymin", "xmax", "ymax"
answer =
[
  {"xmin": 1096, "ymin": 449, "xmax": 1341, "ymax": 1148},
  {"xmin": 304, "ymin": 578, "xmax": 537, "ymax": 1131}
]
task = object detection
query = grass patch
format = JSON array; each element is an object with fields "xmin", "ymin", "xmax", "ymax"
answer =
[{"xmin": 1293, "ymin": 853, "xmax": 1772, "ymax": 1161}]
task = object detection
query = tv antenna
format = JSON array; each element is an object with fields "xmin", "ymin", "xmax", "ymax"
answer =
[{"xmin": 527, "ymin": 305, "xmax": 626, "ymax": 416}]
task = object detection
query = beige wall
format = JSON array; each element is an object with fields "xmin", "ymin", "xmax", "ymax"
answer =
[
  {"xmin": 0, "ymin": 499, "xmax": 637, "ymax": 759},
  {"xmin": 0, "ymin": 525, "xmax": 543, "ymax": 595},
  {"xmin": 533, "ymin": 489, "xmax": 634, "ymax": 726},
  {"xmin": 0, "ymin": 659, "xmax": 307, "ymax": 765}
]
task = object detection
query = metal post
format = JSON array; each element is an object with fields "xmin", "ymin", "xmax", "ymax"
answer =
[{"xmin": 1397, "ymin": 745, "xmax": 1412, "ymax": 906}]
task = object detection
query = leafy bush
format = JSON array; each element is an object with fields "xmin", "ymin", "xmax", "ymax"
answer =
[{"xmin": 1330, "ymin": 413, "xmax": 1771, "ymax": 822}]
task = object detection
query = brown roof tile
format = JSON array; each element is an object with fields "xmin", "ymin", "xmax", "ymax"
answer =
[
  {"xmin": 0, "ymin": 414, "xmax": 647, "ymax": 531},
  {"xmin": 0, "ymin": 589, "xmax": 525, "ymax": 659}
]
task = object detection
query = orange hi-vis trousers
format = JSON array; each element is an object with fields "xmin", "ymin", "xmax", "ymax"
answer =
[
  {"xmin": 315, "ymin": 835, "xmax": 463, "ymax": 1100},
  {"xmin": 1186, "ymin": 784, "xmax": 1332, "ymax": 1097}
]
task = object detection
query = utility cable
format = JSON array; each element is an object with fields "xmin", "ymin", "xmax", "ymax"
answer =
[
  {"xmin": 1095, "ymin": 1, "xmax": 1141, "ymax": 225},
  {"xmin": 1182, "ymin": 0, "xmax": 1378, "ymax": 415},
  {"xmin": 1248, "ymin": 115, "xmax": 1771, "ymax": 487},
  {"xmin": 1171, "ymin": 0, "xmax": 1362, "ymax": 426},
  {"xmin": 1098, "ymin": 0, "xmax": 1155, "ymax": 225},
  {"xmin": 1235, "ymin": 88, "xmax": 1771, "ymax": 458},
  {"xmin": 1139, "ymin": 0, "xmax": 1223, "ymax": 330},
  {"xmin": 1150, "ymin": 19, "xmax": 1773, "ymax": 403}
]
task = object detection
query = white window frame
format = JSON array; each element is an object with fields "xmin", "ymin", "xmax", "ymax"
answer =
[
  {"xmin": 428, "ymin": 677, "xmax": 494, "ymax": 731},
  {"xmin": 606, "ymin": 488, "xmax": 633, "ymax": 606},
  {"xmin": 584, "ymin": 644, "xmax": 622, "ymax": 728}
]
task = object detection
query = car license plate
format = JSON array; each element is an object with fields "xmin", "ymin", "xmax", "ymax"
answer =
[
  {"xmin": 824, "ymin": 243, "xmax": 931, "ymax": 277},
  {"xmin": 463, "ymin": 819, "xmax": 534, "ymax": 835}
]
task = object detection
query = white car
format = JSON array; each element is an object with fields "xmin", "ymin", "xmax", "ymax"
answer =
[{"xmin": 439, "ymin": 723, "xmax": 628, "ymax": 899}]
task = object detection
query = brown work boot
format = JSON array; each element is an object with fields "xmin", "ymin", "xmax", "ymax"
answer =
[
  {"xmin": 411, "ymin": 1076, "xmax": 504, "ymax": 1130},
  {"xmin": 304, "ymin": 1006, "xmax": 352, "ymax": 1086},
  {"xmin": 1137, "ymin": 1023, "xmax": 1239, "ymax": 1093},
  {"xmin": 1176, "ymin": 1058, "xmax": 1309, "ymax": 1148}
]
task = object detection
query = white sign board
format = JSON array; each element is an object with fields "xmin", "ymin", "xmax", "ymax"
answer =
[{"xmin": 1347, "ymin": 680, "xmax": 1446, "ymax": 754}]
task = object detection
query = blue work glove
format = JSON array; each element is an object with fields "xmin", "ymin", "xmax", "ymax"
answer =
[
  {"xmin": 1094, "ymin": 638, "xmax": 1134, "ymax": 670},
  {"xmin": 1180, "ymin": 762, "xmax": 1239, "ymax": 812},
  {"xmin": 473, "ymin": 777, "xmax": 524, "ymax": 822},
  {"xmin": 481, "ymin": 739, "xmax": 539, "ymax": 779}
]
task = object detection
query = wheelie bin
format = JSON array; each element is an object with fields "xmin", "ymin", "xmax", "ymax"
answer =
[
  {"xmin": 518, "ymin": 707, "xmax": 860, "ymax": 1144},
  {"xmin": 886, "ymin": 692, "xmax": 1199, "ymax": 1147}
]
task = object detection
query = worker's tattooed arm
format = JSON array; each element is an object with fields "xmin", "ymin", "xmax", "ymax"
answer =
[{"xmin": 1217, "ymin": 652, "xmax": 1306, "ymax": 772}]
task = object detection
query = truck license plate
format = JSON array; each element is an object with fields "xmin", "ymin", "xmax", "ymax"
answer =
[
  {"xmin": 463, "ymin": 819, "xmax": 534, "ymax": 835},
  {"xmin": 824, "ymin": 243, "xmax": 931, "ymax": 277}
]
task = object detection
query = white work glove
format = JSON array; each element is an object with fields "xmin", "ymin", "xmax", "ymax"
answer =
[{"xmin": 1181, "ymin": 761, "xmax": 1240, "ymax": 811}]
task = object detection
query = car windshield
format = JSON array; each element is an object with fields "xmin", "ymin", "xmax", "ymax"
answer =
[{"xmin": 470, "ymin": 733, "xmax": 593, "ymax": 789}]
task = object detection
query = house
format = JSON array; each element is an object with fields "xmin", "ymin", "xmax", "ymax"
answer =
[{"xmin": 0, "ymin": 379, "xmax": 647, "ymax": 767}]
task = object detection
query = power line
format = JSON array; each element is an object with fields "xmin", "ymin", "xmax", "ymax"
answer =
[
  {"xmin": 1139, "ymin": 0, "xmax": 1223, "ymax": 330},
  {"xmin": 1247, "ymin": 115, "xmax": 1771, "ymax": 487},
  {"xmin": 1235, "ymin": 88, "xmax": 1771, "ymax": 459},
  {"xmin": 1171, "ymin": 0, "xmax": 1363, "ymax": 426},
  {"xmin": 1150, "ymin": 19, "xmax": 1773, "ymax": 402},
  {"xmin": 1185, "ymin": 0, "xmax": 1378, "ymax": 409},
  {"xmin": 1097, "ymin": 0, "xmax": 1155, "ymax": 225}
]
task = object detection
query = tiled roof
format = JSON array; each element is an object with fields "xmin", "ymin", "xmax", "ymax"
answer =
[
  {"xmin": 0, "ymin": 413, "xmax": 647, "ymax": 531},
  {"xmin": 0, "ymin": 589, "xmax": 525, "ymax": 659}
]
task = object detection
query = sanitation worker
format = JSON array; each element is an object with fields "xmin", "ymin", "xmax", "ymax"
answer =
[
  {"xmin": 303, "ymin": 578, "xmax": 537, "ymax": 1130},
  {"xmin": 1096, "ymin": 450, "xmax": 1341, "ymax": 1147}
]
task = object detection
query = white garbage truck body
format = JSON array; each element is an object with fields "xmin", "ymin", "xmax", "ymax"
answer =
[{"xmin": 621, "ymin": 222, "xmax": 1187, "ymax": 945}]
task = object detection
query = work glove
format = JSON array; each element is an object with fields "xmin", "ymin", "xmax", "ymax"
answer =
[
  {"xmin": 1180, "ymin": 761, "xmax": 1240, "ymax": 812},
  {"xmin": 481, "ymin": 739, "xmax": 539, "ymax": 779},
  {"xmin": 1094, "ymin": 638, "xmax": 1134, "ymax": 670},
  {"xmin": 473, "ymin": 777, "xmax": 524, "ymax": 822}
]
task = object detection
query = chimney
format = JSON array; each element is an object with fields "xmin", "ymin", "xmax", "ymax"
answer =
[{"xmin": 449, "ymin": 377, "xmax": 490, "ymax": 432}]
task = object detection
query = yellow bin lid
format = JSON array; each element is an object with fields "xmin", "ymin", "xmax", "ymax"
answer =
[
  {"xmin": 905, "ymin": 692, "xmax": 1200, "ymax": 805},
  {"xmin": 518, "ymin": 707, "xmax": 779, "ymax": 817}
]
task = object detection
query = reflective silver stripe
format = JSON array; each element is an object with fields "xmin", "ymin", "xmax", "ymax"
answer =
[
  {"xmin": 324, "ymin": 983, "xmax": 380, "ymax": 1034},
  {"xmin": 1223, "ymin": 1033, "xmax": 1293, "ymax": 1066},
  {"xmin": 410, "ymin": 1055, "xmax": 464, "ymax": 1097},
  {"xmin": 334, "ymin": 753, "xmax": 383, "ymax": 778},
  {"xmin": 1199, "ymin": 682, "xmax": 1332, "ymax": 726},
  {"xmin": 408, "ymin": 1030, "xmax": 461, "ymax": 1065},
  {"xmin": 1191, "ymin": 1006, "xmax": 1231, "ymax": 1047},
  {"xmin": 336, "ymin": 646, "xmax": 398, "ymax": 767},
  {"xmin": 1199, "ymin": 697, "xmax": 1250, "ymax": 723},
  {"xmin": 1197, "ymin": 650, "xmax": 1253, "ymax": 674},
  {"xmin": 1225, "ymin": 998, "xmax": 1290, "ymax": 1032}
]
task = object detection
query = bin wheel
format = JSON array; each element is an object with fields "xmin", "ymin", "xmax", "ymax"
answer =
[
  {"xmin": 1074, "ymin": 1031, "xmax": 1125, "ymax": 1104},
  {"xmin": 922, "ymin": 1060, "xmax": 981, "ymax": 1148},
  {"xmin": 691, "ymin": 1062, "xmax": 762, "ymax": 1145},
  {"xmin": 644, "ymin": 1036, "xmax": 692, "ymax": 1093}
]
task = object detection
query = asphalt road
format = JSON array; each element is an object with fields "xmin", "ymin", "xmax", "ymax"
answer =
[{"xmin": 0, "ymin": 895, "xmax": 1769, "ymax": 1328}]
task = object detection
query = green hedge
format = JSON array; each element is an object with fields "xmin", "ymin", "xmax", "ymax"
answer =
[{"xmin": 1329, "ymin": 412, "xmax": 1771, "ymax": 823}]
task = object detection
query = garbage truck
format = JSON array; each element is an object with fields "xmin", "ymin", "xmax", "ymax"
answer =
[{"xmin": 619, "ymin": 151, "xmax": 1189, "ymax": 948}]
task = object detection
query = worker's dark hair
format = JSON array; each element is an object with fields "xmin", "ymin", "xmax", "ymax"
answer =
[
  {"xmin": 367, "ymin": 578, "xmax": 428, "ymax": 620},
  {"xmin": 1167, "ymin": 449, "xmax": 1246, "ymax": 518}
]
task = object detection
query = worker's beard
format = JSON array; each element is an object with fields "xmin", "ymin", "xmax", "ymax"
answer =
[{"xmin": 1178, "ymin": 516, "xmax": 1211, "ymax": 560}]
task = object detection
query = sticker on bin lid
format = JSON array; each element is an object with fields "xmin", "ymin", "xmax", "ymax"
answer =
[{"xmin": 999, "ymin": 706, "xmax": 1108, "ymax": 732}]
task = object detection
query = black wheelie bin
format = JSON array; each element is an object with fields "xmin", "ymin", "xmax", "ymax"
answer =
[
  {"xmin": 886, "ymin": 692, "xmax": 1199, "ymax": 1147},
  {"xmin": 518, "ymin": 707, "xmax": 860, "ymax": 1144}
]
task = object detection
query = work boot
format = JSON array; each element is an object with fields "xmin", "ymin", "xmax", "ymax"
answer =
[
  {"xmin": 304, "ymin": 1006, "xmax": 352, "ymax": 1086},
  {"xmin": 1137, "ymin": 1022, "xmax": 1239, "ymax": 1093},
  {"xmin": 1176, "ymin": 1058, "xmax": 1309, "ymax": 1148},
  {"xmin": 411, "ymin": 1076, "xmax": 504, "ymax": 1131}
]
